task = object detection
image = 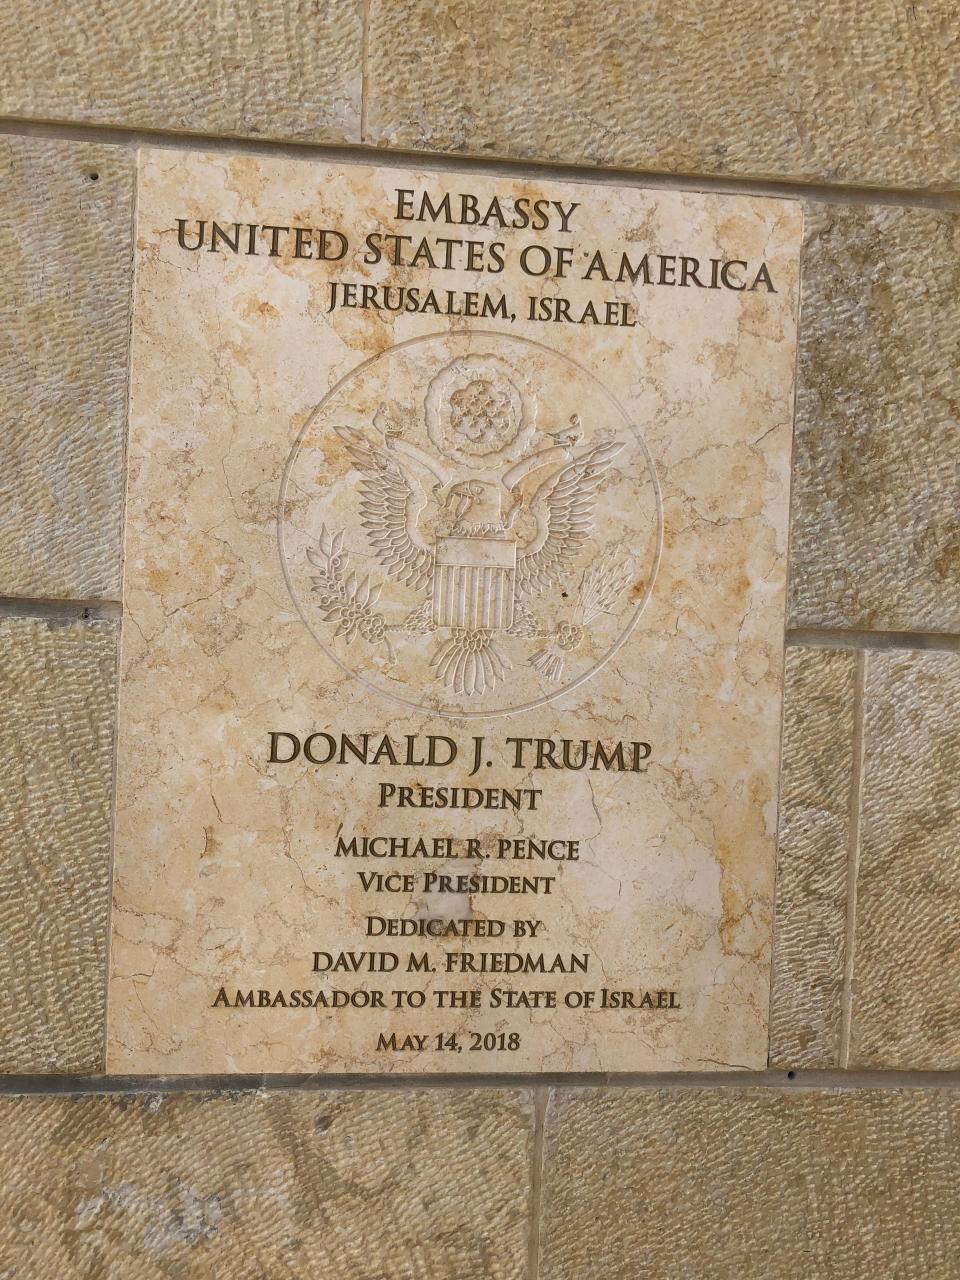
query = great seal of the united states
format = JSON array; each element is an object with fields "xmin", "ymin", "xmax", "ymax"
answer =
[{"xmin": 279, "ymin": 331, "xmax": 662, "ymax": 718}]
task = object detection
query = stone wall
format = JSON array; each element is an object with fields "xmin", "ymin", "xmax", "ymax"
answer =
[{"xmin": 0, "ymin": 2, "xmax": 958, "ymax": 1275}]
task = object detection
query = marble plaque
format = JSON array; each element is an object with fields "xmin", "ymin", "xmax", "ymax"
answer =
[{"xmin": 106, "ymin": 149, "xmax": 802, "ymax": 1073}]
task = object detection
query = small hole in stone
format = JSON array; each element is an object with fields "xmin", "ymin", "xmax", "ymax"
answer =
[
  {"xmin": 88, "ymin": 171, "xmax": 100, "ymax": 182},
  {"xmin": 787, "ymin": 1070, "xmax": 796, "ymax": 1080},
  {"xmin": 561, "ymin": 591, "xmax": 568, "ymax": 598}
]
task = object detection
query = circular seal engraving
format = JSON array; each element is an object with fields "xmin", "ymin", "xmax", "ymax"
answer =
[{"xmin": 279, "ymin": 332, "xmax": 661, "ymax": 718}]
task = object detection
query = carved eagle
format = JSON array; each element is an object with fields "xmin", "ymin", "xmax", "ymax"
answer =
[
  {"xmin": 334, "ymin": 425, "xmax": 434, "ymax": 592},
  {"xmin": 333, "ymin": 419, "xmax": 622, "ymax": 603}
]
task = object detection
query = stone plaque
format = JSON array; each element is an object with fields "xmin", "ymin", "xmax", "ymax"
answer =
[{"xmin": 106, "ymin": 150, "xmax": 802, "ymax": 1073}]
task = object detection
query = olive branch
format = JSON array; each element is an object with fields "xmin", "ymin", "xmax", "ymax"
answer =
[{"xmin": 306, "ymin": 525, "xmax": 389, "ymax": 648}]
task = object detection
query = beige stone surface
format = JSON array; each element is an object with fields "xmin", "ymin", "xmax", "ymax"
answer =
[
  {"xmin": 0, "ymin": 2, "xmax": 361, "ymax": 142},
  {"xmin": 0, "ymin": 1088, "xmax": 532, "ymax": 1278},
  {"xmin": 789, "ymin": 204, "xmax": 960, "ymax": 633},
  {"xmin": 541, "ymin": 1087, "xmax": 960, "ymax": 1279},
  {"xmin": 768, "ymin": 647, "xmax": 856, "ymax": 1068},
  {"xmin": 849, "ymin": 651, "xmax": 960, "ymax": 1068},
  {"xmin": 0, "ymin": 617, "xmax": 117, "ymax": 1072},
  {"xmin": 0, "ymin": 138, "xmax": 133, "ymax": 600},
  {"xmin": 107, "ymin": 149, "xmax": 801, "ymax": 1074},
  {"xmin": 366, "ymin": 1, "xmax": 960, "ymax": 188}
]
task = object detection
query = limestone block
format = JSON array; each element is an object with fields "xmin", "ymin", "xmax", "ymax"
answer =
[
  {"xmin": 0, "ymin": 1089, "xmax": 533, "ymax": 1278},
  {"xmin": 769, "ymin": 647, "xmax": 856, "ymax": 1068},
  {"xmin": 541, "ymin": 1088, "xmax": 960, "ymax": 1280},
  {"xmin": 789, "ymin": 204, "xmax": 960, "ymax": 632},
  {"xmin": 107, "ymin": 151, "xmax": 800, "ymax": 1076},
  {"xmin": 0, "ymin": 138, "xmax": 133, "ymax": 600},
  {"xmin": 366, "ymin": 0, "xmax": 960, "ymax": 187},
  {"xmin": 849, "ymin": 651, "xmax": 960, "ymax": 1068},
  {"xmin": 0, "ymin": 2, "xmax": 362, "ymax": 142},
  {"xmin": 0, "ymin": 617, "xmax": 116, "ymax": 1072}
]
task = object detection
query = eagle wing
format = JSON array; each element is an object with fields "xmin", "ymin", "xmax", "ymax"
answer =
[
  {"xmin": 517, "ymin": 441, "xmax": 623, "ymax": 596},
  {"xmin": 334, "ymin": 425, "xmax": 433, "ymax": 591}
]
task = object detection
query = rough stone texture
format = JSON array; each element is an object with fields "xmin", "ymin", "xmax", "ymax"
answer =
[
  {"xmin": 0, "ymin": 2, "xmax": 362, "ymax": 142},
  {"xmin": 769, "ymin": 647, "xmax": 856, "ymax": 1069},
  {"xmin": 0, "ymin": 618, "xmax": 117, "ymax": 1072},
  {"xmin": 789, "ymin": 204, "xmax": 960, "ymax": 633},
  {"xmin": 541, "ymin": 1088, "xmax": 960, "ymax": 1280},
  {"xmin": 0, "ymin": 138, "xmax": 133, "ymax": 600},
  {"xmin": 0, "ymin": 1089, "xmax": 532, "ymax": 1278},
  {"xmin": 849, "ymin": 651, "xmax": 960, "ymax": 1068},
  {"xmin": 366, "ymin": 0, "xmax": 960, "ymax": 187}
]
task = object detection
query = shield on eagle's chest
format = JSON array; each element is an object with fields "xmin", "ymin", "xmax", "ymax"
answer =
[{"xmin": 432, "ymin": 536, "xmax": 517, "ymax": 631}]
